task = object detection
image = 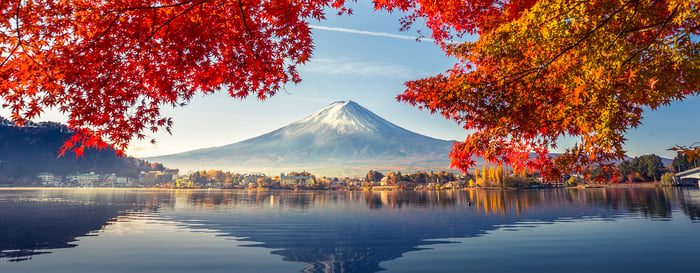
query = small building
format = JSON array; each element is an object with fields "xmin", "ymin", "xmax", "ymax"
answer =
[
  {"xmin": 280, "ymin": 173, "xmax": 315, "ymax": 186},
  {"xmin": 140, "ymin": 171, "xmax": 161, "ymax": 185},
  {"xmin": 97, "ymin": 173, "xmax": 117, "ymax": 187},
  {"xmin": 116, "ymin": 177, "xmax": 134, "ymax": 187},
  {"xmin": 244, "ymin": 173, "xmax": 266, "ymax": 184},
  {"xmin": 68, "ymin": 172, "xmax": 100, "ymax": 187},
  {"xmin": 37, "ymin": 172, "xmax": 61, "ymax": 186},
  {"xmin": 159, "ymin": 168, "xmax": 179, "ymax": 183}
]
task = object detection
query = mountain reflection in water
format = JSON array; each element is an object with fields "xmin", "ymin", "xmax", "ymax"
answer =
[{"xmin": 0, "ymin": 188, "xmax": 698, "ymax": 273}]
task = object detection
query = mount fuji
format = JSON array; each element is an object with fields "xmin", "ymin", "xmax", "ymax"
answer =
[{"xmin": 146, "ymin": 101, "xmax": 457, "ymax": 176}]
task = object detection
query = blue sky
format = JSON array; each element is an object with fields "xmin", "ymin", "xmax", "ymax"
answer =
[{"xmin": 2, "ymin": 2, "xmax": 697, "ymax": 160}]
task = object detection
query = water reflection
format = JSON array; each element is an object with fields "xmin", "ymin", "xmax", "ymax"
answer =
[
  {"xmin": 162, "ymin": 188, "xmax": 700, "ymax": 272},
  {"xmin": 171, "ymin": 187, "xmax": 700, "ymax": 220},
  {"xmin": 0, "ymin": 187, "xmax": 698, "ymax": 273},
  {"xmin": 0, "ymin": 189, "xmax": 171, "ymax": 262}
]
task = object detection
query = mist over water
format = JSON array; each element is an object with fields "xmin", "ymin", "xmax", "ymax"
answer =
[{"xmin": 1, "ymin": 188, "xmax": 698, "ymax": 273}]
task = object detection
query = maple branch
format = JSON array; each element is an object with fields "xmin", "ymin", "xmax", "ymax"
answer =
[
  {"xmin": 151, "ymin": 8, "xmax": 157, "ymax": 37},
  {"xmin": 605, "ymin": 0, "xmax": 640, "ymax": 51},
  {"xmin": 9, "ymin": 1, "xmax": 58, "ymax": 100},
  {"xmin": 622, "ymin": 21, "xmax": 669, "ymax": 34},
  {"xmin": 77, "ymin": 0, "xmax": 209, "ymax": 56},
  {"xmin": 540, "ymin": 4, "xmax": 628, "ymax": 68},
  {"xmin": 505, "ymin": 2, "xmax": 630, "ymax": 86},
  {"xmin": 618, "ymin": 5, "xmax": 679, "ymax": 70},
  {"xmin": 0, "ymin": 44, "xmax": 19, "ymax": 69},
  {"xmin": 238, "ymin": 0, "xmax": 253, "ymax": 37},
  {"xmin": 1, "ymin": 2, "xmax": 21, "ymax": 69},
  {"xmin": 0, "ymin": 2, "xmax": 22, "ymax": 67},
  {"xmin": 106, "ymin": 0, "xmax": 201, "ymax": 14},
  {"xmin": 140, "ymin": 0, "xmax": 210, "ymax": 46},
  {"xmin": 532, "ymin": 0, "xmax": 587, "ymax": 29},
  {"xmin": 74, "ymin": 10, "xmax": 122, "ymax": 57}
]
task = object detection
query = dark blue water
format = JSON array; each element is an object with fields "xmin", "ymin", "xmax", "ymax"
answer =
[{"xmin": 0, "ymin": 188, "xmax": 698, "ymax": 272}]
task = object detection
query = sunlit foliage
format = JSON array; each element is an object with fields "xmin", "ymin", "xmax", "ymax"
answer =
[{"xmin": 387, "ymin": 0, "xmax": 699, "ymax": 178}]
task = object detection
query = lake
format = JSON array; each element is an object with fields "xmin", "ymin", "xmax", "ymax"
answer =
[{"xmin": 0, "ymin": 187, "xmax": 698, "ymax": 273}]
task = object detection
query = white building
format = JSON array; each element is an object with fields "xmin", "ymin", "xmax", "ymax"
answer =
[
  {"xmin": 37, "ymin": 172, "xmax": 61, "ymax": 186},
  {"xmin": 68, "ymin": 172, "xmax": 100, "ymax": 186}
]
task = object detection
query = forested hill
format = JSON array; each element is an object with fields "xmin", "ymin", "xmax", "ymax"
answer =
[{"xmin": 0, "ymin": 116, "xmax": 162, "ymax": 183}]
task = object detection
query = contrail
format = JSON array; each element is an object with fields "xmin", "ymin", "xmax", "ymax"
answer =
[{"xmin": 309, "ymin": 25, "xmax": 434, "ymax": 42}]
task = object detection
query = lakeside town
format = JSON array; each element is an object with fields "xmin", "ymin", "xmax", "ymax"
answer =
[{"xmin": 24, "ymin": 153, "xmax": 700, "ymax": 190}]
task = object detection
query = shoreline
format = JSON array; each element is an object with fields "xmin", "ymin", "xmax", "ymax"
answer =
[{"xmin": 0, "ymin": 183, "xmax": 693, "ymax": 192}]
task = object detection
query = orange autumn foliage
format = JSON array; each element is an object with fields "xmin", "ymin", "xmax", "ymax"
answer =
[{"xmin": 385, "ymin": 0, "xmax": 699, "ymax": 178}]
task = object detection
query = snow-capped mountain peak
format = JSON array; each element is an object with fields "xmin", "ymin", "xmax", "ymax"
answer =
[{"xmin": 290, "ymin": 100, "xmax": 402, "ymax": 135}]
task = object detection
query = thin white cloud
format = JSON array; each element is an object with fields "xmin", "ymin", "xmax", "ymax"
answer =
[
  {"xmin": 300, "ymin": 57, "xmax": 415, "ymax": 79},
  {"xmin": 309, "ymin": 25, "xmax": 434, "ymax": 42}
]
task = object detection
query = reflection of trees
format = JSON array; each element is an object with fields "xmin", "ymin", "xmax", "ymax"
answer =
[
  {"xmin": 0, "ymin": 189, "xmax": 172, "ymax": 262},
  {"xmin": 179, "ymin": 188, "xmax": 697, "ymax": 220},
  {"xmin": 573, "ymin": 188, "xmax": 674, "ymax": 219},
  {"xmin": 4, "ymin": 188, "xmax": 697, "ymax": 272},
  {"xmin": 367, "ymin": 189, "xmax": 669, "ymax": 217},
  {"xmin": 473, "ymin": 187, "xmax": 677, "ymax": 218},
  {"xmin": 181, "ymin": 190, "xmax": 335, "ymax": 211},
  {"xmin": 170, "ymin": 188, "xmax": 700, "ymax": 273}
]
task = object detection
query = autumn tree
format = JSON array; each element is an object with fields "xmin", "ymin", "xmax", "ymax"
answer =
[
  {"xmin": 590, "ymin": 166, "xmax": 616, "ymax": 183},
  {"xmin": 383, "ymin": 0, "xmax": 699, "ymax": 178},
  {"xmin": 618, "ymin": 154, "xmax": 665, "ymax": 182},
  {"xmin": 385, "ymin": 171, "xmax": 402, "ymax": 184},
  {"xmin": 672, "ymin": 153, "xmax": 699, "ymax": 172},
  {"xmin": 366, "ymin": 170, "xmax": 384, "ymax": 182},
  {"xmin": 1, "ymin": 0, "xmax": 350, "ymax": 156},
  {"xmin": 496, "ymin": 164, "xmax": 504, "ymax": 187}
]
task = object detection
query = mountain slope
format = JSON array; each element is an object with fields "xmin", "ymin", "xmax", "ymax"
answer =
[
  {"xmin": 147, "ymin": 101, "xmax": 457, "ymax": 175},
  {"xmin": 0, "ymin": 117, "xmax": 164, "ymax": 183}
]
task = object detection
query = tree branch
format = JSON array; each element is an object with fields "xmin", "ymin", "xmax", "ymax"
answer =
[
  {"xmin": 105, "ymin": 0, "xmax": 201, "ymax": 14},
  {"xmin": 140, "ymin": 0, "xmax": 209, "ymax": 46},
  {"xmin": 502, "ymin": 2, "xmax": 633, "ymax": 87},
  {"xmin": 1, "ymin": 1, "xmax": 23, "ymax": 69},
  {"xmin": 74, "ymin": 10, "xmax": 122, "ymax": 57},
  {"xmin": 618, "ymin": 4, "xmax": 679, "ymax": 70},
  {"xmin": 605, "ymin": 0, "xmax": 640, "ymax": 51},
  {"xmin": 238, "ymin": 0, "xmax": 253, "ymax": 37}
]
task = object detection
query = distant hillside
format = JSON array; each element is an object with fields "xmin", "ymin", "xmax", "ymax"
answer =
[{"xmin": 0, "ymin": 117, "xmax": 163, "ymax": 184}]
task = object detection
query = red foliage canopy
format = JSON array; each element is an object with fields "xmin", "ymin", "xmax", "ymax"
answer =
[{"xmin": 1, "ymin": 0, "xmax": 349, "ymax": 156}]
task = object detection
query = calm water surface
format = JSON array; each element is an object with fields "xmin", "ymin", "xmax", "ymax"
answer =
[{"xmin": 0, "ymin": 187, "xmax": 698, "ymax": 273}]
